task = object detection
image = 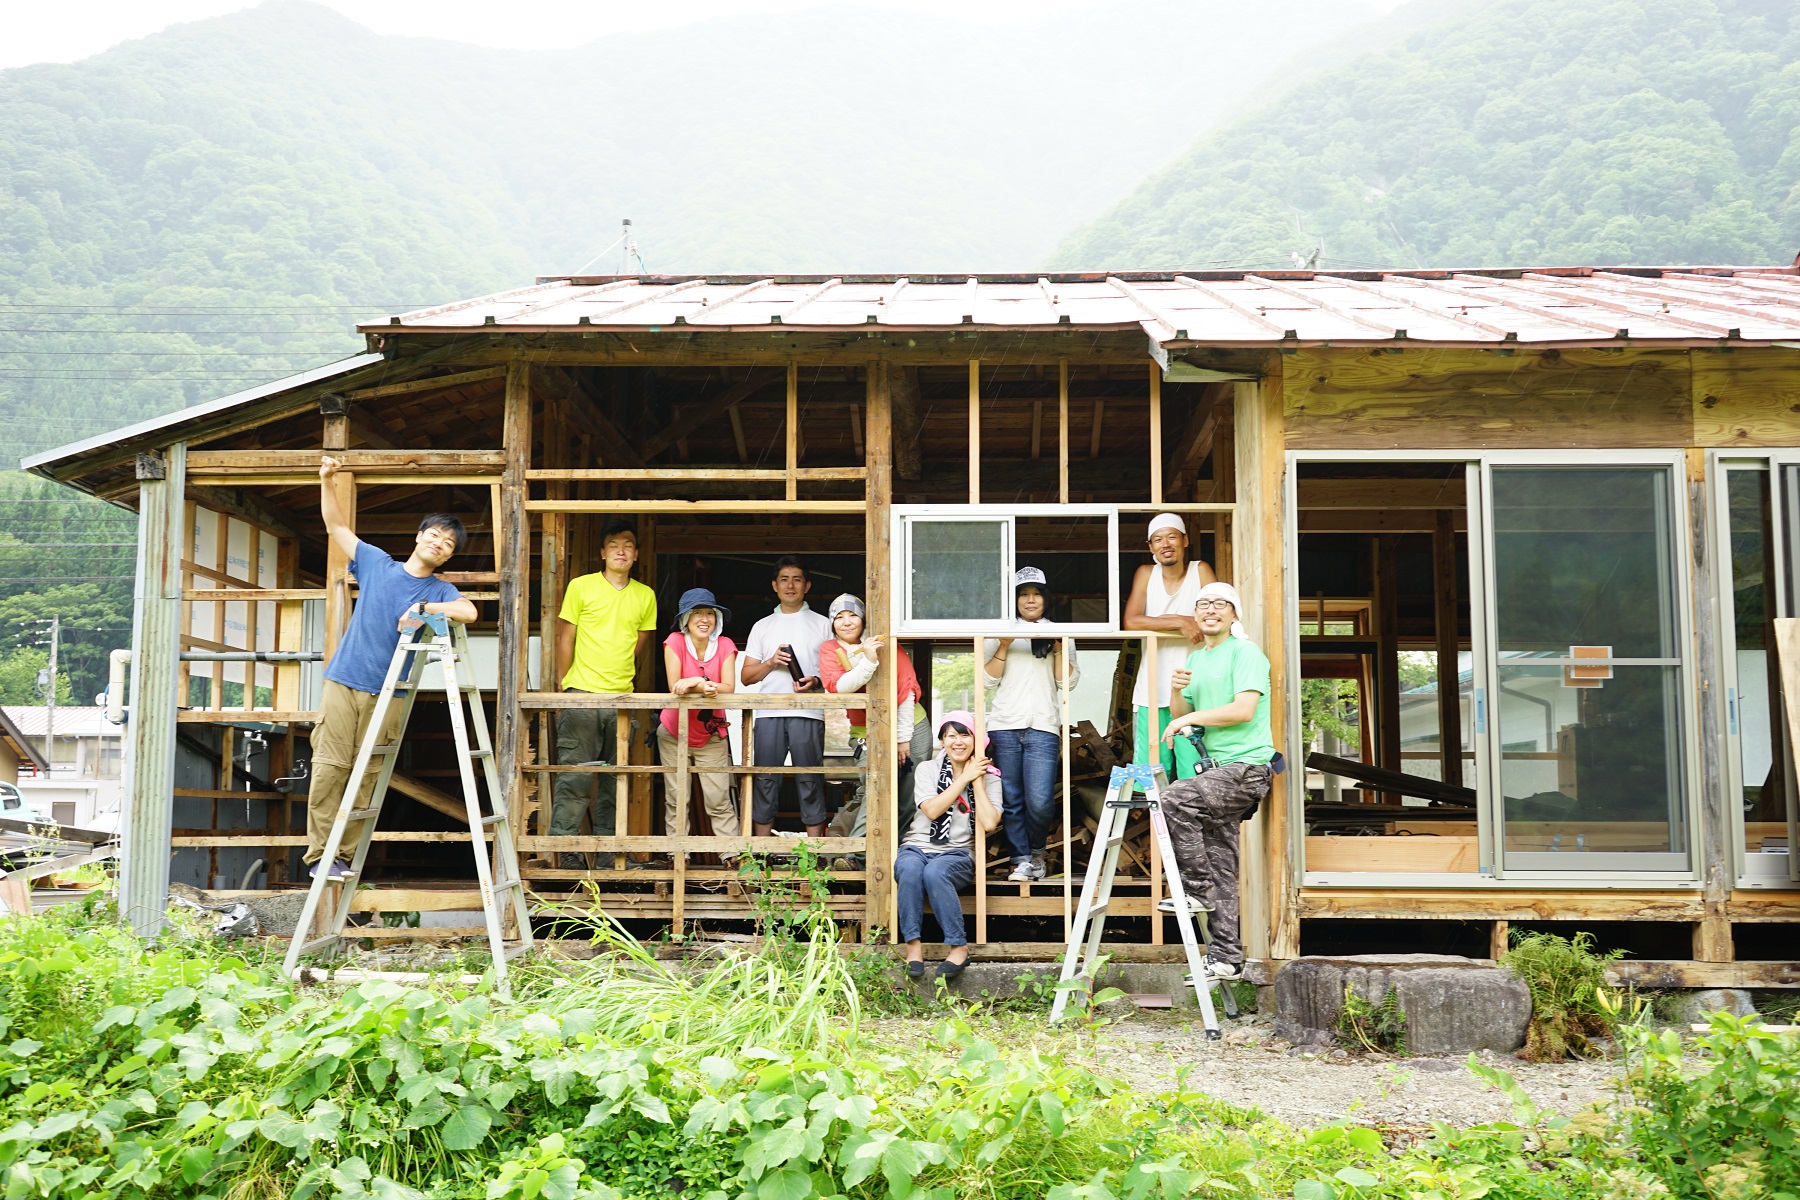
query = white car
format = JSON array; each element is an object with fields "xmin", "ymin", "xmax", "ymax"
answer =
[{"xmin": 0, "ymin": 782, "xmax": 50, "ymax": 824}]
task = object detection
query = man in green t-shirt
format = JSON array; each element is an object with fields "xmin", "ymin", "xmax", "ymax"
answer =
[
  {"xmin": 1157, "ymin": 581, "xmax": 1276, "ymax": 980},
  {"xmin": 551, "ymin": 518, "xmax": 659, "ymax": 868}
]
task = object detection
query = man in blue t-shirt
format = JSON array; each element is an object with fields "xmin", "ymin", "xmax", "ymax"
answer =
[
  {"xmin": 1156, "ymin": 580, "xmax": 1276, "ymax": 981},
  {"xmin": 308, "ymin": 455, "xmax": 478, "ymax": 879}
]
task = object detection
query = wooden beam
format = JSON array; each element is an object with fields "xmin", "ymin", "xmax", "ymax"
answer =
[
  {"xmin": 525, "ymin": 499, "xmax": 866, "ymax": 514},
  {"xmin": 1149, "ymin": 363, "xmax": 1162, "ymax": 505},
  {"xmin": 535, "ymin": 365, "xmax": 645, "ymax": 468},
  {"xmin": 1166, "ymin": 384, "xmax": 1223, "ymax": 495},
  {"xmin": 786, "ymin": 362, "xmax": 800, "ymax": 501},
  {"xmin": 729, "ymin": 406, "xmax": 749, "ymax": 463},
  {"xmin": 1088, "ymin": 399, "xmax": 1105, "ymax": 460},
  {"xmin": 185, "ymin": 450, "xmax": 505, "ymax": 473},
  {"xmin": 186, "ymin": 485, "xmax": 303, "ymax": 541},
  {"xmin": 1433, "ymin": 509, "xmax": 1462, "ymax": 789},
  {"xmin": 322, "ymin": 410, "xmax": 352, "ymax": 662},
  {"xmin": 1059, "ymin": 360, "xmax": 1069, "ymax": 504},
  {"xmin": 122, "ymin": 444, "xmax": 185, "ymax": 936},
  {"xmin": 968, "ymin": 359, "xmax": 981, "ymax": 502},
  {"xmin": 387, "ymin": 770, "xmax": 471, "ymax": 824},
  {"xmin": 1030, "ymin": 400, "xmax": 1042, "ymax": 460},
  {"xmin": 344, "ymin": 365, "xmax": 506, "ymax": 402},
  {"xmin": 495, "ymin": 361, "xmax": 532, "ymax": 830},
  {"xmin": 1375, "ymin": 535, "xmax": 1403, "ymax": 803},
  {"xmin": 864, "ymin": 361, "xmax": 896, "ymax": 942},
  {"xmin": 1297, "ymin": 478, "xmax": 1467, "ymax": 509},
  {"xmin": 638, "ymin": 370, "xmax": 779, "ymax": 461}
]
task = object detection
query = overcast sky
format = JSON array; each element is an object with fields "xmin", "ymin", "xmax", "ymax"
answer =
[{"xmin": 4, "ymin": 0, "xmax": 1406, "ymax": 70}]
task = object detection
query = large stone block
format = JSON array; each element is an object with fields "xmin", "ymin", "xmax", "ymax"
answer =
[{"xmin": 1273, "ymin": 954, "xmax": 1532, "ymax": 1056}]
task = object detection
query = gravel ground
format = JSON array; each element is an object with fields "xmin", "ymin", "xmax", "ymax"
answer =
[{"xmin": 865, "ymin": 1010, "xmax": 1625, "ymax": 1130}]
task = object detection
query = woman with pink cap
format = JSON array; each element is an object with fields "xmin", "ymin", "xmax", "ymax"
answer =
[{"xmin": 895, "ymin": 710, "xmax": 1003, "ymax": 979}]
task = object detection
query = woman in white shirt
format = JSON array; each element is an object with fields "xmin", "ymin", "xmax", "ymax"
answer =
[
  {"xmin": 896, "ymin": 711, "xmax": 1003, "ymax": 980},
  {"xmin": 984, "ymin": 567, "xmax": 1077, "ymax": 882}
]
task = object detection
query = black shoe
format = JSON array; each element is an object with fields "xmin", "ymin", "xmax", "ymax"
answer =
[
  {"xmin": 906, "ymin": 959, "xmax": 926, "ymax": 978},
  {"xmin": 937, "ymin": 954, "xmax": 969, "ymax": 980}
]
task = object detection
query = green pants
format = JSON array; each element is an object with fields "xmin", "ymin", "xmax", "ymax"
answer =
[
  {"xmin": 551, "ymin": 706, "xmax": 619, "ymax": 837},
  {"xmin": 1133, "ymin": 705, "xmax": 1179, "ymax": 780}
]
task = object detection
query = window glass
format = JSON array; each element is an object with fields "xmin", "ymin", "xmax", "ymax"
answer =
[{"xmin": 909, "ymin": 520, "xmax": 1005, "ymax": 622}]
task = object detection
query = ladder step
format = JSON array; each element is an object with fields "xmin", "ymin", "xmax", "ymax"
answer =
[
  {"xmin": 1077, "ymin": 902, "xmax": 1109, "ymax": 921},
  {"xmin": 489, "ymin": 874, "xmax": 525, "ymax": 892},
  {"xmin": 467, "ymin": 749, "xmax": 493, "ymax": 759},
  {"xmin": 372, "ymin": 743, "xmax": 400, "ymax": 755},
  {"xmin": 346, "ymin": 809, "xmax": 377, "ymax": 822},
  {"xmin": 480, "ymin": 813, "xmax": 508, "ymax": 827},
  {"xmin": 294, "ymin": 935, "xmax": 341, "ymax": 956},
  {"xmin": 501, "ymin": 942, "xmax": 533, "ymax": 962}
]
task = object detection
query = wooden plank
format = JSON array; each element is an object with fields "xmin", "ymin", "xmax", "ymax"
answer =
[
  {"xmin": 863, "ymin": 360, "xmax": 897, "ymax": 939},
  {"xmin": 1375, "ymin": 535, "xmax": 1402, "ymax": 803},
  {"xmin": 1284, "ymin": 348, "xmax": 1693, "ymax": 449},
  {"xmin": 1088, "ymin": 399, "xmax": 1105, "ymax": 459},
  {"xmin": 787, "ymin": 362, "xmax": 800, "ymax": 502},
  {"xmin": 177, "ymin": 710, "xmax": 319, "ymax": 724},
  {"xmin": 1305, "ymin": 835, "xmax": 1479, "ymax": 873},
  {"xmin": 187, "ymin": 473, "xmax": 501, "ymax": 488},
  {"xmin": 525, "ymin": 500, "xmax": 867, "ymax": 514},
  {"xmin": 1297, "ymin": 888, "xmax": 1707, "ymax": 921},
  {"xmin": 1610, "ymin": 960, "xmax": 1800, "ymax": 989},
  {"xmin": 1058, "ymin": 360, "xmax": 1070, "ymax": 504},
  {"xmin": 184, "ymin": 589, "xmax": 326, "ymax": 602},
  {"xmin": 968, "ymin": 359, "xmax": 981, "ymax": 502},
  {"xmin": 1166, "ymin": 384, "xmax": 1221, "ymax": 497},
  {"xmin": 524, "ymin": 467, "xmax": 866, "ymax": 481},
  {"xmin": 496, "ymin": 362, "xmax": 532, "ymax": 843},
  {"xmin": 185, "ymin": 451, "xmax": 505, "ymax": 472},
  {"xmin": 1488, "ymin": 920, "xmax": 1509, "ymax": 961},
  {"xmin": 520, "ymin": 691, "xmax": 864, "ymax": 711},
  {"xmin": 344, "ymin": 365, "xmax": 507, "ymax": 401},
  {"xmin": 1693, "ymin": 348, "xmax": 1800, "ymax": 446},
  {"xmin": 1433, "ymin": 510, "xmax": 1463, "ymax": 789},
  {"xmin": 1297, "ymin": 479, "xmax": 1466, "ymax": 509},
  {"xmin": 1149, "ymin": 363, "xmax": 1163, "ymax": 505}
]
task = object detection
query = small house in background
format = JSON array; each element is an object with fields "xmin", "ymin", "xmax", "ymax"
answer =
[
  {"xmin": 1, "ymin": 707, "xmax": 124, "ymax": 831},
  {"xmin": 20, "ymin": 266, "xmax": 1800, "ymax": 990},
  {"xmin": 0, "ymin": 707, "xmax": 49, "ymax": 796}
]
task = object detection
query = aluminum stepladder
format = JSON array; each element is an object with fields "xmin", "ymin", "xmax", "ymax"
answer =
[
  {"xmin": 1050, "ymin": 762, "xmax": 1240, "ymax": 1037},
  {"xmin": 282, "ymin": 612, "xmax": 534, "ymax": 999}
]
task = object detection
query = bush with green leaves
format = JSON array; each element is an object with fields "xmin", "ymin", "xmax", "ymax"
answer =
[{"xmin": 1500, "ymin": 930, "xmax": 1624, "ymax": 1062}]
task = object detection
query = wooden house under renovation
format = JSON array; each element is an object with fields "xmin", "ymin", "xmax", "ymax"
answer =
[{"xmin": 24, "ymin": 267, "xmax": 1800, "ymax": 987}]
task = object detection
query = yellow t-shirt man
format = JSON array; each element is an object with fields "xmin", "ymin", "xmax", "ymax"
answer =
[{"xmin": 559, "ymin": 573, "xmax": 658, "ymax": 692}]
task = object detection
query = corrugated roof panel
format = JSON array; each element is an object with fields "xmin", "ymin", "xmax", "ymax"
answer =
[{"xmin": 369, "ymin": 269, "xmax": 1800, "ymax": 344}]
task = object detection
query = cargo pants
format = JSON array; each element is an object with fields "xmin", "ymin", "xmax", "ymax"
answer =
[{"xmin": 1158, "ymin": 761, "xmax": 1273, "ymax": 965}]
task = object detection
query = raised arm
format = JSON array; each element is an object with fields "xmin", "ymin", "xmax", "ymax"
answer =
[{"xmin": 318, "ymin": 456, "xmax": 360, "ymax": 561}]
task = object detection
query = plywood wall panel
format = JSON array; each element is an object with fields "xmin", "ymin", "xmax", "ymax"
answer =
[
  {"xmin": 1285, "ymin": 348, "xmax": 1693, "ymax": 449},
  {"xmin": 1692, "ymin": 349, "xmax": 1800, "ymax": 446}
]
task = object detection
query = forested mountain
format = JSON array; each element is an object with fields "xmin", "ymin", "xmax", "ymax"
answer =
[
  {"xmin": 1053, "ymin": 0, "xmax": 1800, "ymax": 270},
  {"xmin": 0, "ymin": 0, "xmax": 1374, "ymax": 700}
]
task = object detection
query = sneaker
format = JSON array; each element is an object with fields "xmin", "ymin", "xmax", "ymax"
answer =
[
  {"xmin": 1008, "ymin": 858, "xmax": 1047, "ymax": 882},
  {"xmin": 1182, "ymin": 958, "xmax": 1242, "ymax": 984},
  {"xmin": 1157, "ymin": 895, "xmax": 1214, "ymax": 915},
  {"xmin": 557, "ymin": 852, "xmax": 588, "ymax": 871},
  {"xmin": 309, "ymin": 859, "xmax": 353, "ymax": 882},
  {"xmin": 1031, "ymin": 850, "xmax": 1049, "ymax": 877}
]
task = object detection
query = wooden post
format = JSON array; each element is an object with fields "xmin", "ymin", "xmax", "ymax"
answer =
[
  {"xmin": 1149, "ymin": 363, "xmax": 1163, "ymax": 506},
  {"xmin": 971, "ymin": 634, "xmax": 987, "ymax": 945},
  {"xmin": 1690, "ymin": 452, "xmax": 1733, "ymax": 963},
  {"xmin": 495, "ymin": 362, "xmax": 532, "ymax": 842},
  {"xmin": 122, "ymin": 443, "xmax": 186, "ymax": 936},
  {"xmin": 1060, "ymin": 635, "xmax": 1073, "ymax": 939},
  {"xmin": 1489, "ymin": 920, "xmax": 1509, "ymax": 961},
  {"xmin": 1058, "ymin": 360, "xmax": 1070, "ymax": 506},
  {"xmin": 863, "ymin": 361, "xmax": 896, "ymax": 941},
  {"xmin": 1232, "ymin": 371, "xmax": 1295, "ymax": 961},
  {"xmin": 1375, "ymin": 535, "xmax": 1402, "ymax": 804},
  {"xmin": 1433, "ymin": 510, "xmax": 1463, "ymax": 789},
  {"xmin": 968, "ymin": 359, "xmax": 980, "ymax": 503},
  {"xmin": 786, "ymin": 362, "xmax": 799, "ymax": 502},
  {"xmin": 539, "ymin": 382, "xmax": 569, "ymax": 863},
  {"xmin": 322, "ymin": 401, "xmax": 352, "ymax": 661}
]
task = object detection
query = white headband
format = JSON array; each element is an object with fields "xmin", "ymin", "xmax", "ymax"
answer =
[
  {"xmin": 1147, "ymin": 513, "xmax": 1186, "ymax": 539},
  {"xmin": 1196, "ymin": 581, "xmax": 1249, "ymax": 639}
]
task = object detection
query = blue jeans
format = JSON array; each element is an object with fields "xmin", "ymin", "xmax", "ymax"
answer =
[
  {"xmin": 894, "ymin": 845, "xmax": 975, "ymax": 946},
  {"xmin": 990, "ymin": 727, "xmax": 1060, "ymax": 863}
]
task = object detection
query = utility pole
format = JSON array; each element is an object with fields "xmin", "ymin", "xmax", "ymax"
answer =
[
  {"xmin": 620, "ymin": 218, "xmax": 635, "ymax": 275},
  {"xmin": 22, "ymin": 614, "xmax": 59, "ymax": 774}
]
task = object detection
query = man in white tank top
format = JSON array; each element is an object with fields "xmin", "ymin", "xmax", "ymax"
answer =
[{"xmin": 1123, "ymin": 513, "xmax": 1216, "ymax": 777}]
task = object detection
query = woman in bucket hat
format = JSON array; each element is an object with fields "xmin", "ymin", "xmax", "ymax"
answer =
[
  {"xmin": 983, "ymin": 566, "xmax": 1077, "ymax": 882},
  {"xmin": 657, "ymin": 588, "xmax": 741, "ymax": 859}
]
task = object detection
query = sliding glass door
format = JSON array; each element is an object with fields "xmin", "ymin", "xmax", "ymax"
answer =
[{"xmin": 1481, "ymin": 459, "xmax": 1694, "ymax": 873}]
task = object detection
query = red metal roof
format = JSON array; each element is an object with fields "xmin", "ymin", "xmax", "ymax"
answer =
[{"xmin": 365, "ymin": 268, "xmax": 1800, "ymax": 346}]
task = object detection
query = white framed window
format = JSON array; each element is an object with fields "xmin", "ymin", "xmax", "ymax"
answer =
[{"xmin": 893, "ymin": 504, "xmax": 1121, "ymax": 635}]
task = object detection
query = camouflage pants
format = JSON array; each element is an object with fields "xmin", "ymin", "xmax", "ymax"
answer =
[{"xmin": 1159, "ymin": 762, "xmax": 1273, "ymax": 965}]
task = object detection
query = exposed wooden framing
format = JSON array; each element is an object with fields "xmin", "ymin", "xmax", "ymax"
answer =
[
  {"xmin": 971, "ymin": 634, "xmax": 987, "ymax": 944},
  {"xmin": 347, "ymin": 407, "xmax": 400, "ymax": 450},
  {"xmin": 1690, "ymin": 450, "xmax": 1734, "ymax": 962},
  {"xmin": 186, "ymin": 485, "xmax": 302, "ymax": 540},
  {"xmin": 640, "ymin": 370, "xmax": 779, "ymax": 461},
  {"xmin": 1432, "ymin": 510, "xmax": 1463, "ymax": 789},
  {"xmin": 186, "ymin": 474, "xmax": 500, "ymax": 488},
  {"xmin": 322, "ymin": 408, "xmax": 352, "ymax": 660},
  {"xmin": 123, "ymin": 444, "xmax": 186, "ymax": 935},
  {"xmin": 536, "ymin": 365, "xmax": 646, "ymax": 468},
  {"xmin": 786, "ymin": 362, "xmax": 800, "ymax": 501},
  {"xmin": 1166, "ymin": 386, "xmax": 1222, "ymax": 497},
  {"xmin": 1488, "ymin": 920, "xmax": 1510, "ymax": 960},
  {"xmin": 864, "ymin": 361, "xmax": 896, "ymax": 939},
  {"xmin": 344, "ymin": 365, "xmax": 507, "ymax": 401},
  {"xmin": 495, "ymin": 361, "xmax": 532, "ymax": 842},
  {"xmin": 968, "ymin": 359, "xmax": 981, "ymax": 502},
  {"xmin": 1088, "ymin": 399, "xmax": 1105, "ymax": 460},
  {"xmin": 1149, "ymin": 363, "xmax": 1163, "ymax": 505},
  {"xmin": 1236, "ymin": 369, "xmax": 1294, "ymax": 959},
  {"xmin": 1299, "ymin": 479, "xmax": 1466, "ymax": 509},
  {"xmin": 184, "ymin": 589, "xmax": 325, "ymax": 602},
  {"xmin": 525, "ymin": 500, "xmax": 866, "ymax": 514},
  {"xmin": 1375, "ymin": 536, "xmax": 1402, "ymax": 803},
  {"xmin": 892, "ymin": 366, "xmax": 924, "ymax": 482},
  {"xmin": 1030, "ymin": 400, "xmax": 1043, "ymax": 460},
  {"xmin": 525, "ymin": 468, "xmax": 866, "ymax": 482},
  {"xmin": 538, "ymin": 378, "xmax": 569, "ymax": 870},
  {"xmin": 1059, "ymin": 360, "xmax": 1070, "ymax": 504},
  {"xmin": 729, "ymin": 407, "xmax": 749, "ymax": 462},
  {"xmin": 185, "ymin": 450, "xmax": 505, "ymax": 472}
]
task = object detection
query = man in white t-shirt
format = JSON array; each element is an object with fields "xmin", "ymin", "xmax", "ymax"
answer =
[
  {"xmin": 740, "ymin": 556, "xmax": 835, "ymax": 837},
  {"xmin": 1123, "ymin": 513, "xmax": 1216, "ymax": 777}
]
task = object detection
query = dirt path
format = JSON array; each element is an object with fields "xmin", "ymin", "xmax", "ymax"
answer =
[{"xmin": 865, "ymin": 1011, "xmax": 1623, "ymax": 1129}]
